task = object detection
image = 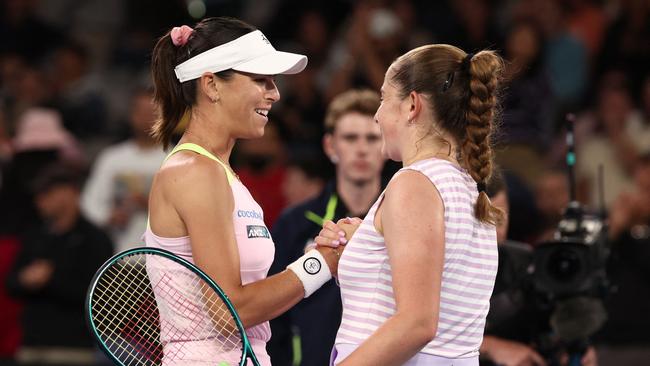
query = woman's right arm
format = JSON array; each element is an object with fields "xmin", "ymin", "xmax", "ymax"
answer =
[{"xmin": 162, "ymin": 156, "xmax": 339, "ymax": 327}]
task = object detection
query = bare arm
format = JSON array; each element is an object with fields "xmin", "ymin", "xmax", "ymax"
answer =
[
  {"xmin": 338, "ymin": 170, "xmax": 444, "ymax": 366},
  {"xmin": 165, "ymin": 157, "xmax": 338, "ymax": 328}
]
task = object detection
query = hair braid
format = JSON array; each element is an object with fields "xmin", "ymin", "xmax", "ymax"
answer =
[{"xmin": 462, "ymin": 51, "xmax": 504, "ymax": 224}]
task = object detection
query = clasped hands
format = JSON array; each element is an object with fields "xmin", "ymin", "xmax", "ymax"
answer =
[{"xmin": 312, "ymin": 217, "xmax": 363, "ymax": 267}]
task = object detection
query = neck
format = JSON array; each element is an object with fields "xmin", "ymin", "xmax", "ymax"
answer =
[
  {"xmin": 179, "ymin": 108, "xmax": 236, "ymax": 163},
  {"xmin": 401, "ymin": 133, "xmax": 459, "ymax": 167},
  {"xmin": 336, "ymin": 174, "xmax": 381, "ymax": 217}
]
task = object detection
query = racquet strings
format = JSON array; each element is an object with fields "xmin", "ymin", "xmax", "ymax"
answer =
[{"xmin": 90, "ymin": 252, "xmax": 244, "ymax": 365}]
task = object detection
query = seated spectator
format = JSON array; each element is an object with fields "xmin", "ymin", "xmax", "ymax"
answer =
[
  {"xmin": 576, "ymin": 82, "xmax": 648, "ymax": 209},
  {"xmin": 5, "ymin": 163, "xmax": 113, "ymax": 365},
  {"xmin": 0, "ymin": 108, "xmax": 84, "ymax": 236}
]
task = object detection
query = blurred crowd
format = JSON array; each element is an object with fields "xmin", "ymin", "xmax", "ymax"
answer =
[{"xmin": 0, "ymin": 0, "xmax": 648, "ymax": 365}]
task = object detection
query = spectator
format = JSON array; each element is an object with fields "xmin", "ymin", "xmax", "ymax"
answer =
[
  {"xmin": 0, "ymin": 108, "xmax": 84, "ymax": 236},
  {"xmin": 594, "ymin": 152, "xmax": 650, "ymax": 365},
  {"xmin": 515, "ymin": 0, "xmax": 588, "ymax": 108},
  {"xmin": 325, "ymin": 2, "xmax": 407, "ymax": 101},
  {"xmin": 496, "ymin": 19, "xmax": 555, "ymax": 188},
  {"xmin": 49, "ymin": 41, "xmax": 108, "ymax": 139},
  {"xmin": 576, "ymin": 81, "xmax": 649, "ymax": 209},
  {"xmin": 5, "ymin": 163, "xmax": 113, "ymax": 365},
  {"xmin": 81, "ymin": 88, "xmax": 165, "ymax": 253},
  {"xmin": 566, "ymin": 0, "xmax": 607, "ymax": 58},
  {"xmin": 597, "ymin": 0, "xmax": 650, "ymax": 95}
]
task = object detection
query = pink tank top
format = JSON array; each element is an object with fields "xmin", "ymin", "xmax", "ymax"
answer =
[{"xmin": 144, "ymin": 143, "xmax": 274, "ymax": 364}]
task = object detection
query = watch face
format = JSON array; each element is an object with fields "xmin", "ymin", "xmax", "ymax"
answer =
[{"xmin": 303, "ymin": 257, "xmax": 322, "ymax": 275}]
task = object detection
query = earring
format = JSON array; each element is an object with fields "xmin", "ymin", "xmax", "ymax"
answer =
[{"xmin": 330, "ymin": 155, "xmax": 339, "ymax": 164}]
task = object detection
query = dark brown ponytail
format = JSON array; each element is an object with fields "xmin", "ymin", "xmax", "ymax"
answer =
[{"xmin": 151, "ymin": 33, "xmax": 187, "ymax": 149}]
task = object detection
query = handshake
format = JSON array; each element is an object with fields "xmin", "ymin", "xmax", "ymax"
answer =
[
  {"xmin": 294, "ymin": 217, "xmax": 362, "ymax": 283},
  {"xmin": 286, "ymin": 217, "xmax": 361, "ymax": 298}
]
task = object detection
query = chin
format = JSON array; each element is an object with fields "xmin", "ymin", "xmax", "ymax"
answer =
[
  {"xmin": 386, "ymin": 152, "xmax": 401, "ymax": 163},
  {"xmin": 381, "ymin": 143, "xmax": 395, "ymax": 160},
  {"xmin": 244, "ymin": 122, "xmax": 266, "ymax": 138},
  {"xmin": 381, "ymin": 148, "xmax": 393, "ymax": 161},
  {"xmin": 255, "ymin": 126, "xmax": 266, "ymax": 137}
]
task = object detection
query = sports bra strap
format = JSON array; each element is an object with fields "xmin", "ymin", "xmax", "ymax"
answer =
[{"xmin": 166, "ymin": 142, "xmax": 236, "ymax": 184}]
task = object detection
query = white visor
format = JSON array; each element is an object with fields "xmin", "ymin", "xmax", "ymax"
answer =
[{"xmin": 174, "ymin": 30, "xmax": 307, "ymax": 82}]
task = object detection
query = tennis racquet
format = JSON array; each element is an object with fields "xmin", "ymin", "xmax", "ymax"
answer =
[{"xmin": 86, "ymin": 247, "xmax": 260, "ymax": 366}]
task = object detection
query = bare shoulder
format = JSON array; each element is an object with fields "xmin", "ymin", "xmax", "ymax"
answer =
[
  {"xmin": 374, "ymin": 169, "xmax": 443, "ymax": 233},
  {"xmin": 148, "ymin": 152, "xmax": 234, "ymax": 236},
  {"xmin": 157, "ymin": 152, "xmax": 229, "ymax": 192},
  {"xmin": 384, "ymin": 169, "xmax": 441, "ymax": 205},
  {"xmin": 154, "ymin": 152, "xmax": 232, "ymax": 212}
]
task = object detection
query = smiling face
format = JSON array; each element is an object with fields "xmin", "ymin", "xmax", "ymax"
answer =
[{"xmin": 217, "ymin": 71, "xmax": 280, "ymax": 138}]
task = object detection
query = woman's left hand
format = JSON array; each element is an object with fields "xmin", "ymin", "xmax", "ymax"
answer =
[
  {"xmin": 337, "ymin": 217, "xmax": 362, "ymax": 239},
  {"xmin": 314, "ymin": 217, "xmax": 362, "ymax": 248},
  {"xmin": 314, "ymin": 220, "xmax": 349, "ymax": 248}
]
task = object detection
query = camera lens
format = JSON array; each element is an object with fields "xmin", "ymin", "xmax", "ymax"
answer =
[{"xmin": 547, "ymin": 248, "xmax": 582, "ymax": 281}]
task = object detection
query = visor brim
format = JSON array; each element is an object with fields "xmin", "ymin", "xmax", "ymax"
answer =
[{"xmin": 233, "ymin": 51, "xmax": 308, "ymax": 75}]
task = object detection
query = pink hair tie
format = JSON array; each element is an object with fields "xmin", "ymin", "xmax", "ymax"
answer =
[{"xmin": 171, "ymin": 25, "xmax": 194, "ymax": 47}]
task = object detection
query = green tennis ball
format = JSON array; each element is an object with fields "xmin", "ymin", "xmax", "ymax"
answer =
[{"xmin": 217, "ymin": 362, "xmax": 230, "ymax": 366}]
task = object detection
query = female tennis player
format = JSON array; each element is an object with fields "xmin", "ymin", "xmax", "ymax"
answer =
[
  {"xmin": 145, "ymin": 17, "xmax": 341, "ymax": 365},
  {"xmin": 316, "ymin": 45, "xmax": 505, "ymax": 365}
]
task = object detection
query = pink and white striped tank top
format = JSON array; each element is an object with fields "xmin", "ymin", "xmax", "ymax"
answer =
[
  {"xmin": 144, "ymin": 143, "xmax": 274, "ymax": 365},
  {"xmin": 335, "ymin": 158, "xmax": 498, "ymax": 359}
]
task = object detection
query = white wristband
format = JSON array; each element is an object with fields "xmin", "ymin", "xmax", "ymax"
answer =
[{"xmin": 287, "ymin": 249, "xmax": 332, "ymax": 298}]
